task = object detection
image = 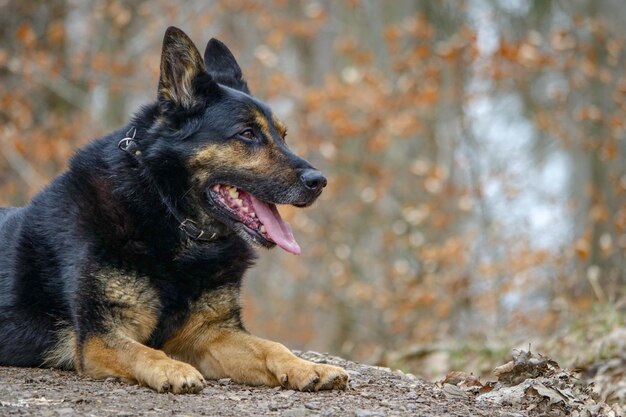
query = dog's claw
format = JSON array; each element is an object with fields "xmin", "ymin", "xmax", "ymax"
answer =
[{"xmin": 303, "ymin": 375, "xmax": 320, "ymax": 392}]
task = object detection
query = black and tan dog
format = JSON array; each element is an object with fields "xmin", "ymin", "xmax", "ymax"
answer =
[{"xmin": 0, "ymin": 27, "xmax": 348, "ymax": 394}]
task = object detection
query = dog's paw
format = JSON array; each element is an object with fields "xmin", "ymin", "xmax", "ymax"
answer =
[
  {"xmin": 140, "ymin": 358, "xmax": 206, "ymax": 394},
  {"xmin": 277, "ymin": 360, "xmax": 349, "ymax": 391}
]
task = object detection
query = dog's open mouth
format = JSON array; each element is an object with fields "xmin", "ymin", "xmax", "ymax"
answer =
[{"xmin": 209, "ymin": 184, "xmax": 301, "ymax": 255}]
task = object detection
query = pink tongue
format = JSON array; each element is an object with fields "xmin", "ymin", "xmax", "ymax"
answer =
[{"xmin": 249, "ymin": 195, "xmax": 301, "ymax": 255}]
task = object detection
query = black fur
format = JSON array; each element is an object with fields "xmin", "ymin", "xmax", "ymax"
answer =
[
  {"xmin": 204, "ymin": 38, "xmax": 250, "ymax": 94},
  {"xmin": 0, "ymin": 27, "xmax": 324, "ymax": 369}
]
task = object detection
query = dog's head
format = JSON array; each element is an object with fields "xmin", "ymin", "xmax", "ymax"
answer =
[{"xmin": 144, "ymin": 27, "xmax": 325, "ymax": 255}]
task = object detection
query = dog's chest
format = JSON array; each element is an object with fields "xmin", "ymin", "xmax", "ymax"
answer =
[{"xmin": 146, "ymin": 283, "xmax": 243, "ymax": 349}]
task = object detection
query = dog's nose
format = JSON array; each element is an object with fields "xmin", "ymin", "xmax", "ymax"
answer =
[{"xmin": 299, "ymin": 169, "xmax": 327, "ymax": 192}]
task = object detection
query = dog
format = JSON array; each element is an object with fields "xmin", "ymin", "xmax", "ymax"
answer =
[{"xmin": 0, "ymin": 26, "xmax": 348, "ymax": 394}]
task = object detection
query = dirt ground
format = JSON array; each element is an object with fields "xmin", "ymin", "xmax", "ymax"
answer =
[{"xmin": 0, "ymin": 351, "xmax": 567, "ymax": 417}]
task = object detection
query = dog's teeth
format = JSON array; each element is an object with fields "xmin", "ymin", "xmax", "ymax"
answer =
[
  {"xmin": 250, "ymin": 212, "xmax": 256, "ymax": 218},
  {"xmin": 228, "ymin": 188, "xmax": 239, "ymax": 198},
  {"xmin": 259, "ymin": 225, "xmax": 266, "ymax": 233},
  {"xmin": 235, "ymin": 198, "xmax": 243, "ymax": 207},
  {"xmin": 242, "ymin": 207, "xmax": 249, "ymax": 213}
]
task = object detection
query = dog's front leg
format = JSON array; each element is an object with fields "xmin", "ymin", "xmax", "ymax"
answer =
[
  {"xmin": 188, "ymin": 330, "xmax": 349, "ymax": 391},
  {"xmin": 80, "ymin": 334, "xmax": 206, "ymax": 394},
  {"xmin": 162, "ymin": 286, "xmax": 348, "ymax": 391},
  {"xmin": 75, "ymin": 267, "xmax": 205, "ymax": 393}
]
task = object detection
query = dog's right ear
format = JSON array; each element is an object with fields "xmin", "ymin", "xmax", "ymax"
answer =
[
  {"xmin": 158, "ymin": 26, "xmax": 207, "ymax": 108},
  {"xmin": 204, "ymin": 38, "xmax": 250, "ymax": 94}
]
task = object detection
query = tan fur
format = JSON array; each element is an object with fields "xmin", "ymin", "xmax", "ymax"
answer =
[
  {"xmin": 188, "ymin": 109, "xmax": 289, "ymax": 180},
  {"xmin": 42, "ymin": 326, "xmax": 77, "ymax": 370},
  {"xmin": 81, "ymin": 336, "xmax": 205, "ymax": 393},
  {"xmin": 97, "ymin": 268, "xmax": 160, "ymax": 343},
  {"xmin": 181, "ymin": 329, "xmax": 348, "ymax": 390},
  {"xmin": 81, "ymin": 336, "xmax": 136, "ymax": 381},
  {"xmin": 73, "ymin": 267, "xmax": 205, "ymax": 393},
  {"xmin": 254, "ymin": 109, "xmax": 287, "ymax": 140},
  {"xmin": 253, "ymin": 109, "xmax": 272, "ymax": 138},
  {"xmin": 188, "ymin": 133, "xmax": 293, "ymax": 190},
  {"xmin": 43, "ymin": 269, "xmax": 158, "ymax": 371},
  {"xmin": 159, "ymin": 29, "xmax": 205, "ymax": 108},
  {"xmin": 189, "ymin": 141, "xmax": 271, "ymax": 178},
  {"xmin": 163, "ymin": 285, "xmax": 241, "ymax": 360},
  {"xmin": 76, "ymin": 269, "xmax": 205, "ymax": 393},
  {"xmin": 272, "ymin": 115, "xmax": 287, "ymax": 138},
  {"xmin": 163, "ymin": 286, "xmax": 349, "ymax": 391}
]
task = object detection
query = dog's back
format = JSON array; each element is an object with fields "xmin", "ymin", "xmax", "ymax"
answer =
[
  {"xmin": 0, "ymin": 207, "xmax": 23, "ymax": 270},
  {"xmin": 0, "ymin": 207, "xmax": 19, "ymax": 223}
]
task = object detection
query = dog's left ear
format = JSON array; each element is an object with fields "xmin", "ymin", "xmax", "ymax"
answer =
[
  {"xmin": 158, "ymin": 26, "xmax": 207, "ymax": 108},
  {"xmin": 204, "ymin": 38, "xmax": 250, "ymax": 94}
]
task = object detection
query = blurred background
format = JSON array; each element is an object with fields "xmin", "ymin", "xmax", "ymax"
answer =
[{"xmin": 0, "ymin": 0, "xmax": 624, "ymax": 402}]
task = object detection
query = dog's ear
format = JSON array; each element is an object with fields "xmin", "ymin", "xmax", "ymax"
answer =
[
  {"xmin": 158, "ymin": 26, "xmax": 207, "ymax": 108},
  {"xmin": 204, "ymin": 38, "xmax": 250, "ymax": 94}
]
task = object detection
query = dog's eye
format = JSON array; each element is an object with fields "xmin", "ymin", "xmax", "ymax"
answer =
[{"xmin": 238, "ymin": 129, "xmax": 257, "ymax": 142}]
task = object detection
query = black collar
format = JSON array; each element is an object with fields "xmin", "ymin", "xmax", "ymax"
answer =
[{"xmin": 118, "ymin": 128, "xmax": 219, "ymax": 244}]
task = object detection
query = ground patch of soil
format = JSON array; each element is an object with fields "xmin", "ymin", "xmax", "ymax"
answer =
[{"xmin": 0, "ymin": 351, "xmax": 552, "ymax": 417}]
